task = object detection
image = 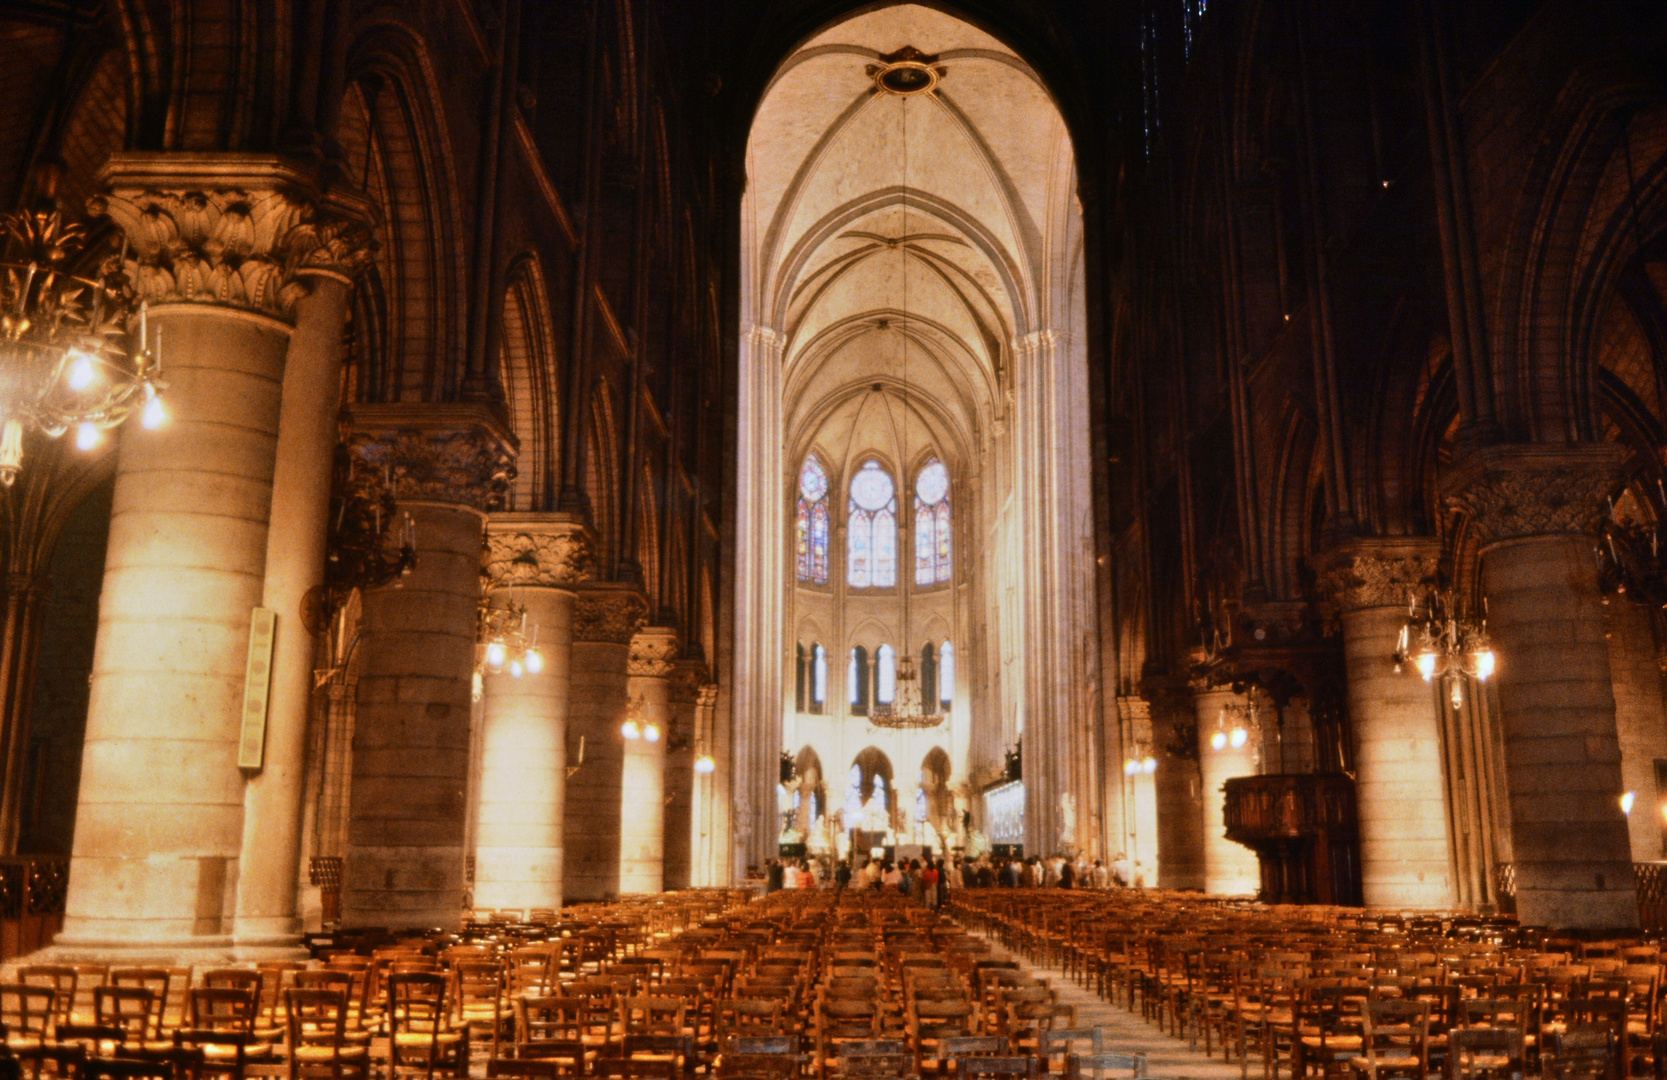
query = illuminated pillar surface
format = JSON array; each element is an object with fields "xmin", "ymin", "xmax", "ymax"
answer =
[
  {"xmin": 563, "ymin": 584, "xmax": 648, "ymax": 901},
  {"xmin": 59, "ymin": 157, "xmax": 346, "ymax": 953},
  {"xmin": 1322, "ymin": 540, "xmax": 1458, "ymax": 910},
  {"xmin": 1606, "ymin": 600, "xmax": 1667, "ymax": 862},
  {"xmin": 1449, "ymin": 446, "xmax": 1638, "ymax": 929},
  {"xmin": 340, "ymin": 408, "xmax": 515, "ymax": 930},
  {"xmin": 1193, "ymin": 686, "xmax": 1261, "ymax": 896},
  {"xmin": 472, "ymin": 517, "xmax": 592, "ymax": 911},
  {"xmin": 620, "ymin": 626, "xmax": 678, "ymax": 894}
]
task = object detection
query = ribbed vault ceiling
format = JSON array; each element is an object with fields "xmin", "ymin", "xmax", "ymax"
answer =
[{"xmin": 747, "ymin": 4, "xmax": 1075, "ymax": 475}]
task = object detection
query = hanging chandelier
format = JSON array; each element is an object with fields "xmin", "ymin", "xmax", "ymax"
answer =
[
  {"xmin": 871, "ymin": 652, "xmax": 944, "ymax": 729},
  {"xmin": 0, "ymin": 209, "xmax": 165, "ymax": 485},
  {"xmin": 1393, "ymin": 587, "xmax": 1496, "ymax": 708},
  {"xmin": 471, "ymin": 591, "xmax": 544, "ymax": 701}
]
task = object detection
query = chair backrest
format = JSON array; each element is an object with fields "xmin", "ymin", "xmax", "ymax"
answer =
[
  {"xmin": 515, "ymin": 996, "xmax": 585, "ymax": 1048},
  {"xmin": 18, "ymin": 965, "xmax": 79, "ymax": 1026},
  {"xmin": 1447, "ymin": 1025, "xmax": 1523, "ymax": 1080},
  {"xmin": 1064, "ymin": 1053, "xmax": 1148, "ymax": 1080},
  {"xmin": 0, "ymin": 983, "xmax": 55, "ymax": 1039},
  {"xmin": 960, "ymin": 1056, "xmax": 1039, "ymax": 1080},
  {"xmin": 187, "ymin": 987, "xmax": 259, "ymax": 1033},
  {"xmin": 94, "ymin": 985, "xmax": 156, "ymax": 1044},
  {"xmin": 1542, "ymin": 1026, "xmax": 1619, "ymax": 1080}
]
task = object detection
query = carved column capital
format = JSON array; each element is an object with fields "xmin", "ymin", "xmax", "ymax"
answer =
[
  {"xmin": 345, "ymin": 404, "xmax": 517, "ymax": 513},
  {"xmin": 572, "ymin": 585, "xmax": 649, "ymax": 644},
  {"xmin": 485, "ymin": 514, "xmax": 596, "ymax": 589},
  {"xmin": 88, "ymin": 153, "xmax": 376, "ymax": 321},
  {"xmin": 696, "ymin": 683, "xmax": 719, "ymax": 710},
  {"xmin": 628, "ymin": 626, "xmax": 681, "ymax": 678},
  {"xmin": 1315, "ymin": 538, "xmax": 1443, "ymax": 613},
  {"xmin": 668, "ymin": 658, "xmax": 711, "ymax": 703},
  {"xmin": 1443, "ymin": 443, "xmax": 1626, "ymax": 546}
]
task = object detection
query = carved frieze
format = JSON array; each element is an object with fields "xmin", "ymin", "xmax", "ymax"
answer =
[
  {"xmin": 88, "ymin": 155, "xmax": 375, "ymax": 321},
  {"xmin": 628, "ymin": 627, "xmax": 681, "ymax": 678},
  {"xmin": 347, "ymin": 427, "xmax": 516, "ymax": 513},
  {"xmin": 1443, "ymin": 444, "xmax": 1626, "ymax": 546},
  {"xmin": 1314, "ymin": 539, "xmax": 1441, "ymax": 613},
  {"xmin": 668, "ymin": 659, "xmax": 711, "ymax": 703},
  {"xmin": 485, "ymin": 521, "xmax": 596, "ymax": 588},
  {"xmin": 573, "ymin": 588, "xmax": 649, "ymax": 644}
]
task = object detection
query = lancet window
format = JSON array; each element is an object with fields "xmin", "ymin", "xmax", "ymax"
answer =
[
  {"xmin": 914, "ymin": 458, "xmax": 951, "ymax": 585},
  {"xmin": 848, "ymin": 460, "xmax": 897, "ymax": 588},
  {"xmin": 796, "ymin": 455, "xmax": 829, "ymax": 584}
]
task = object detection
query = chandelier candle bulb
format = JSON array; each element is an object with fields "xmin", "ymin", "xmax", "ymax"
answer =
[
  {"xmin": 643, "ymin": 722, "xmax": 661, "ymax": 743},
  {"xmin": 621, "ymin": 719, "xmax": 640, "ymax": 740},
  {"xmin": 694, "ymin": 754, "xmax": 716, "ymax": 774},
  {"xmin": 74, "ymin": 421, "xmax": 97, "ymax": 450}
]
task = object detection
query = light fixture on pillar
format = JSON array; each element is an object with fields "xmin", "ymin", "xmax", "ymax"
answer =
[
  {"xmin": 473, "ymin": 589, "xmax": 544, "ymax": 701},
  {"xmin": 620, "ymin": 693, "xmax": 649, "ymax": 740},
  {"xmin": 0, "ymin": 209, "xmax": 167, "ymax": 485},
  {"xmin": 1392, "ymin": 587, "xmax": 1496, "ymax": 708},
  {"xmin": 1598, "ymin": 487, "xmax": 1667, "ymax": 607},
  {"xmin": 694, "ymin": 753, "xmax": 716, "ymax": 774},
  {"xmin": 1209, "ymin": 698, "xmax": 1260, "ymax": 754},
  {"xmin": 1123, "ymin": 739, "xmax": 1158, "ymax": 776}
]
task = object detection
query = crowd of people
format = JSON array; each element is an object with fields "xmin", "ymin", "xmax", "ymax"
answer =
[{"xmin": 762, "ymin": 849, "xmax": 1149, "ymax": 902}]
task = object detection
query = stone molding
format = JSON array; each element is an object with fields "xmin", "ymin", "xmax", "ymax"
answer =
[
  {"xmin": 89, "ymin": 154, "xmax": 375, "ymax": 321},
  {"xmin": 485, "ymin": 515, "xmax": 596, "ymax": 588},
  {"xmin": 696, "ymin": 683, "xmax": 719, "ymax": 709},
  {"xmin": 572, "ymin": 587, "xmax": 649, "ymax": 644},
  {"xmin": 1314, "ymin": 538, "xmax": 1442, "ymax": 613},
  {"xmin": 628, "ymin": 626, "xmax": 681, "ymax": 678},
  {"xmin": 1443, "ymin": 443, "xmax": 1626, "ymax": 546},
  {"xmin": 346, "ymin": 405, "xmax": 517, "ymax": 514}
]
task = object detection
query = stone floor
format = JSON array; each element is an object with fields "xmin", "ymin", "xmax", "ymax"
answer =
[{"xmin": 975, "ymin": 938, "xmax": 1246, "ymax": 1080}]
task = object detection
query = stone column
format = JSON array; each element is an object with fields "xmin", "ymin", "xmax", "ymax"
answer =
[
  {"xmin": 1446, "ymin": 444, "xmax": 1638, "ymax": 929},
  {"xmin": 564, "ymin": 584, "xmax": 648, "ymax": 900},
  {"xmin": 661, "ymin": 661, "xmax": 706, "ymax": 891},
  {"xmin": 57, "ymin": 156, "xmax": 337, "ymax": 955},
  {"xmin": 690, "ymin": 683, "xmax": 722, "ymax": 886},
  {"xmin": 1194, "ymin": 685, "xmax": 1262, "ymax": 896},
  {"xmin": 1605, "ymin": 601, "xmax": 1667, "ymax": 861},
  {"xmin": 1144, "ymin": 684, "xmax": 1204, "ymax": 890},
  {"xmin": 233, "ymin": 210, "xmax": 373, "ymax": 956},
  {"xmin": 472, "ymin": 517, "xmax": 594, "ymax": 912},
  {"xmin": 340, "ymin": 407, "xmax": 516, "ymax": 930},
  {"xmin": 1319, "ymin": 539, "xmax": 1458, "ymax": 910},
  {"xmin": 620, "ymin": 626, "xmax": 677, "ymax": 894}
]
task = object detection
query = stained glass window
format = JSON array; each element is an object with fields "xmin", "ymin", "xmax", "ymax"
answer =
[
  {"xmin": 914, "ymin": 458, "xmax": 952, "ymax": 584},
  {"xmin": 796, "ymin": 455, "xmax": 829, "ymax": 584},
  {"xmin": 848, "ymin": 460, "xmax": 896, "ymax": 589},
  {"xmin": 877, "ymin": 644, "xmax": 896, "ymax": 704}
]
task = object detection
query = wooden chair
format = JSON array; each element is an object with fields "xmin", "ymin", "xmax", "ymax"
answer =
[
  {"xmin": 1, "ymin": 983, "xmax": 58, "ymax": 1080},
  {"xmin": 386, "ymin": 972, "xmax": 468, "ymax": 1080},
  {"xmin": 174, "ymin": 986, "xmax": 276, "ymax": 1080},
  {"xmin": 1446, "ymin": 1025, "xmax": 1523, "ymax": 1080},
  {"xmin": 18, "ymin": 967, "xmax": 80, "ymax": 1028},
  {"xmin": 960, "ymin": 1057, "xmax": 1039, "ymax": 1080},
  {"xmin": 1063, "ymin": 1053, "xmax": 1149, "ymax": 1080},
  {"xmin": 937, "ymin": 1036, "xmax": 1007, "ymax": 1078},
  {"xmin": 1348, "ymin": 999, "xmax": 1430, "ymax": 1080},
  {"xmin": 284, "ymin": 988, "xmax": 371, "ymax": 1080},
  {"xmin": 835, "ymin": 1040, "xmax": 911, "ymax": 1080},
  {"xmin": 1040, "ymin": 1027, "xmax": 1104, "ymax": 1076},
  {"xmin": 1542, "ymin": 1028, "xmax": 1618, "ymax": 1080}
]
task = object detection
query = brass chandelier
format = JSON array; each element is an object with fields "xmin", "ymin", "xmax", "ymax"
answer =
[
  {"xmin": 1393, "ymin": 587, "xmax": 1496, "ymax": 708},
  {"xmin": 0, "ymin": 209, "xmax": 165, "ymax": 485}
]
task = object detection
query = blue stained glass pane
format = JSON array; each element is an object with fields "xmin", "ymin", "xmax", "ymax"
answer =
[
  {"xmin": 874, "ymin": 509, "xmax": 896, "ymax": 587},
  {"xmin": 848, "ymin": 510, "xmax": 870, "ymax": 587},
  {"xmin": 811, "ymin": 503, "xmax": 829, "ymax": 584},
  {"xmin": 800, "ymin": 456, "xmax": 828, "ymax": 502}
]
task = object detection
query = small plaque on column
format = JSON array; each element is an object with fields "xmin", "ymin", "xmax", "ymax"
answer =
[{"xmin": 238, "ymin": 607, "xmax": 278, "ymax": 770}]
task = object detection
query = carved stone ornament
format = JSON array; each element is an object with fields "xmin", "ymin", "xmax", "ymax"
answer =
[
  {"xmin": 696, "ymin": 683, "xmax": 719, "ymax": 709},
  {"xmin": 572, "ymin": 588, "xmax": 649, "ymax": 644},
  {"xmin": 668, "ymin": 659, "xmax": 711, "ymax": 704},
  {"xmin": 628, "ymin": 626, "xmax": 681, "ymax": 678},
  {"xmin": 88, "ymin": 154, "xmax": 375, "ymax": 321},
  {"xmin": 485, "ymin": 522, "xmax": 596, "ymax": 588},
  {"xmin": 348, "ymin": 425, "xmax": 516, "ymax": 513},
  {"xmin": 1314, "ymin": 539, "xmax": 1442, "ymax": 613},
  {"xmin": 1442, "ymin": 443, "xmax": 1627, "ymax": 547}
]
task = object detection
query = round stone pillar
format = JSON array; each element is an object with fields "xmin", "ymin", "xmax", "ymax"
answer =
[
  {"xmin": 340, "ymin": 408, "xmax": 516, "ymax": 931},
  {"xmin": 57, "ymin": 158, "xmax": 336, "ymax": 955},
  {"xmin": 472, "ymin": 517, "xmax": 594, "ymax": 911},
  {"xmin": 1447, "ymin": 444, "xmax": 1638, "ymax": 929},
  {"xmin": 1604, "ymin": 601, "xmax": 1667, "ymax": 862},
  {"xmin": 1194, "ymin": 686, "xmax": 1261, "ymax": 896},
  {"xmin": 564, "ymin": 584, "xmax": 648, "ymax": 901},
  {"xmin": 1320, "ymin": 540, "xmax": 1458, "ymax": 910},
  {"xmin": 621, "ymin": 626, "xmax": 678, "ymax": 894}
]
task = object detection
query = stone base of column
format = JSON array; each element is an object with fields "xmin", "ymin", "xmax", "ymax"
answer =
[{"xmin": 26, "ymin": 936, "xmax": 240, "ymax": 967}]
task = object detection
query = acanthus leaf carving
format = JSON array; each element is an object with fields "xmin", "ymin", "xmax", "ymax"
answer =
[
  {"xmin": 348, "ymin": 427, "xmax": 516, "ymax": 513},
  {"xmin": 1443, "ymin": 444, "xmax": 1626, "ymax": 546},
  {"xmin": 485, "ymin": 525, "xmax": 597, "ymax": 588},
  {"xmin": 573, "ymin": 589, "xmax": 649, "ymax": 644},
  {"xmin": 628, "ymin": 627, "xmax": 681, "ymax": 678},
  {"xmin": 1315, "ymin": 540, "xmax": 1441, "ymax": 613}
]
